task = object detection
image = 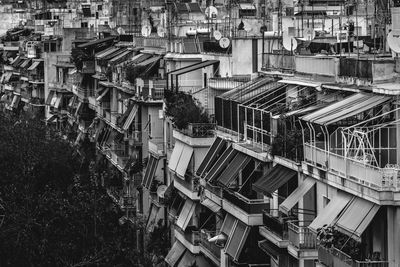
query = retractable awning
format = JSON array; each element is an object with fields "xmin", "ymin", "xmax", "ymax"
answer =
[
  {"xmin": 216, "ymin": 152, "xmax": 251, "ymax": 187},
  {"xmin": 46, "ymin": 114, "xmax": 57, "ymax": 123},
  {"xmin": 165, "ymin": 240, "xmax": 186, "ymax": 267},
  {"xmin": 27, "ymin": 61, "xmax": 41, "ymax": 71},
  {"xmin": 46, "ymin": 91, "xmax": 55, "ymax": 105},
  {"xmin": 20, "ymin": 58, "xmax": 31, "ymax": 69},
  {"xmin": 130, "ymin": 53, "xmax": 152, "ymax": 65},
  {"xmin": 201, "ymin": 197, "xmax": 221, "ymax": 213},
  {"xmin": 54, "ymin": 94, "xmax": 63, "ymax": 109},
  {"xmin": 196, "ymin": 137, "xmax": 227, "ymax": 177},
  {"xmin": 252, "ymin": 164, "xmax": 297, "ymax": 197},
  {"xmin": 108, "ymin": 50, "xmax": 133, "ymax": 65},
  {"xmin": 177, "ymin": 250, "xmax": 195, "ymax": 267},
  {"xmin": 221, "ymin": 213, "xmax": 236, "ymax": 236},
  {"xmin": 142, "ymin": 155, "xmax": 159, "ymax": 189},
  {"xmin": 335, "ymin": 197, "xmax": 379, "ymax": 241},
  {"xmin": 205, "ymin": 147, "xmax": 238, "ymax": 182},
  {"xmin": 122, "ymin": 104, "xmax": 138, "ymax": 131},
  {"xmin": 95, "ymin": 47, "xmax": 120, "ymax": 59},
  {"xmin": 224, "ymin": 219, "xmax": 250, "ymax": 261},
  {"xmin": 301, "ymin": 93, "xmax": 391, "ymax": 125},
  {"xmin": 146, "ymin": 204, "xmax": 161, "ymax": 232},
  {"xmin": 168, "ymin": 141, "xmax": 193, "ymax": 178},
  {"xmin": 10, "ymin": 95, "xmax": 21, "ymax": 108},
  {"xmin": 308, "ymin": 191, "xmax": 353, "ymax": 232},
  {"xmin": 169, "ymin": 60, "xmax": 219, "ymax": 77},
  {"xmin": 168, "ymin": 142, "xmax": 184, "ymax": 173},
  {"xmin": 176, "ymin": 198, "xmax": 195, "ymax": 230},
  {"xmin": 279, "ymin": 177, "xmax": 316, "ymax": 215},
  {"xmin": 96, "ymin": 88, "xmax": 110, "ymax": 102},
  {"xmin": 136, "ymin": 56, "xmax": 160, "ymax": 67}
]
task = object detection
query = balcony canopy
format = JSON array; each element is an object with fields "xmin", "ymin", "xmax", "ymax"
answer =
[
  {"xmin": 77, "ymin": 36, "xmax": 115, "ymax": 49},
  {"xmin": 165, "ymin": 240, "xmax": 186, "ymax": 267},
  {"xmin": 108, "ymin": 50, "xmax": 134, "ymax": 66},
  {"xmin": 196, "ymin": 137, "xmax": 228, "ymax": 178},
  {"xmin": 252, "ymin": 164, "xmax": 297, "ymax": 197},
  {"xmin": 279, "ymin": 177, "xmax": 316, "ymax": 215},
  {"xmin": 168, "ymin": 141, "xmax": 193, "ymax": 178},
  {"xmin": 201, "ymin": 197, "xmax": 221, "ymax": 213},
  {"xmin": 142, "ymin": 155, "xmax": 159, "ymax": 189},
  {"xmin": 176, "ymin": 198, "xmax": 195, "ymax": 231},
  {"xmin": 224, "ymin": 218, "xmax": 250, "ymax": 261},
  {"xmin": 122, "ymin": 104, "xmax": 138, "ymax": 131},
  {"xmin": 308, "ymin": 191, "xmax": 353, "ymax": 233},
  {"xmin": 301, "ymin": 93, "xmax": 392, "ymax": 126},
  {"xmin": 27, "ymin": 61, "xmax": 41, "ymax": 71},
  {"xmin": 146, "ymin": 204, "xmax": 160, "ymax": 232},
  {"xmin": 205, "ymin": 146, "xmax": 238, "ymax": 182},
  {"xmin": 335, "ymin": 197, "xmax": 380, "ymax": 242},
  {"xmin": 216, "ymin": 152, "xmax": 251, "ymax": 187},
  {"xmin": 95, "ymin": 46, "xmax": 120, "ymax": 59}
]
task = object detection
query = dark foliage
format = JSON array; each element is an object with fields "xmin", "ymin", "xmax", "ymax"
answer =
[
  {"xmin": 0, "ymin": 114, "xmax": 150, "ymax": 266},
  {"xmin": 164, "ymin": 90, "xmax": 209, "ymax": 130},
  {"xmin": 70, "ymin": 48, "xmax": 92, "ymax": 70}
]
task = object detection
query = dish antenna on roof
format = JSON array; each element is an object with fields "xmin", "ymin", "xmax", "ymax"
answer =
[
  {"xmin": 205, "ymin": 6, "xmax": 218, "ymax": 19},
  {"xmin": 387, "ymin": 31, "xmax": 400, "ymax": 54},
  {"xmin": 219, "ymin": 37, "xmax": 230, "ymax": 48},
  {"xmin": 141, "ymin": 25, "xmax": 151, "ymax": 37},
  {"xmin": 283, "ymin": 35, "xmax": 298, "ymax": 52},
  {"xmin": 213, "ymin": 30, "xmax": 222, "ymax": 40},
  {"xmin": 117, "ymin": 27, "xmax": 125, "ymax": 35}
]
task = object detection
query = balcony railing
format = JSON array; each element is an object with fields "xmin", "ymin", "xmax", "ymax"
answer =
[
  {"xmin": 176, "ymin": 123, "xmax": 215, "ymax": 138},
  {"xmin": 175, "ymin": 174, "xmax": 200, "ymax": 192},
  {"xmin": 134, "ymin": 36, "xmax": 168, "ymax": 49},
  {"xmin": 318, "ymin": 246, "xmax": 389, "ymax": 267},
  {"xmin": 295, "ymin": 56, "xmax": 338, "ymax": 77},
  {"xmin": 304, "ymin": 143, "xmax": 400, "ymax": 191},
  {"xmin": 287, "ymin": 222, "xmax": 317, "ymax": 249},
  {"xmin": 149, "ymin": 137, "xmax": 165, "ymax": 156},
  {"xmin": 262, "ymin": 211, "xmax": 289, "ymax": 239},
  {"xmin": 223, "ymin": 190, "xmax": 269, "ymax": 214},
  {"xmin": 175, "ymin": 225, "xmax": 200, "ymax": 246},
  {"xmin": 262, "ymin": 53, "xmax": 295, "ymax": 73},
  {"xmin": 199, "ymin": 230, "xmax": 221, "ymax": 260},
  {"xmin": 204, "ymin": 181, "xmax": 223, "ymax": 198}
]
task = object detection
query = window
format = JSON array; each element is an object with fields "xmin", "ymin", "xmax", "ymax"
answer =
[
  {"xmin": 322, "ymin": 196, "xmax": 330, "ymax": 208},
  {"xmin": 148, "ymin": 114, "xmax": 152, "ymax": 136},
  {"xmin": 104, "ymin": 21, "xmax": 108, "ymax": 25},
  {"xmin": 50, "ymin": 42, "xmax": 56, "ymax": 52},
  {"xmin": 53, "ymin": 15, "xmax": 59, "ymax": 19},
  {"xmin": 81, "ymin": 22, "xmax": 88, "ymax": 28},
  {"xmin": 97, "ymin": 4, "xmax": 102, "ymax": 10}
]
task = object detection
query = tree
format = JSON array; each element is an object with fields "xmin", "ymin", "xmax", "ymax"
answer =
[
  {"xmin": 0, "ymin": 114, "xmax": 151, "ymax": 266},
  {"xmin": 164, "ymin": 90, "xmax": 210, "ymax": 130}
]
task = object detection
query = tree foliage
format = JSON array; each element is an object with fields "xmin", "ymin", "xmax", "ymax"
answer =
[
  {"xmin": 0, "ymin": 114, "xmax": 150, "ymax": 266},
  {"xmin": 71, "ymin": 48, "xmax": 92, "ymax": 71},
  {"xmin": 164, "ymin": 90, "xmax": 210, "ymax": 130}
]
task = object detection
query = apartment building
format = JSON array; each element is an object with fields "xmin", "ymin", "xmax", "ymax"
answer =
[{"xmin": 1, "ymin": 0, "xmax": 400, "ymax": 266}]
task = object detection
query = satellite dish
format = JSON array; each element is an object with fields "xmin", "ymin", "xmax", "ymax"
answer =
[
  {"xmin": 103, "ymin": 8, "xmax": 109, "ymax": 15},
  {"xmin": 282, "ymin": 35, "xmax": 298, "ymax": 51},
  {"xmin": 213, "ymin": 30, "xmax": 222, "ymax": 40},
  {"xmin": 157, "ymin": 27, "xmax": 166, "ymax": 37},
  {"xmin": 219, "ymin": 37, "xmax": 230, "ymax": 48},
  {"xmin": 387, "ymin": 31, "xmax": 400, "ymax": 54},
  {"xmin": 205, "ymin": 6, "xmax": 218, "ymax": 19},
  {"xmin": 141, "ymin": 25, "xmax": 151, "ymax": 37},
  {"xmin": 117, "ymin": 27, "xmax": 125, "ymax": 35}
]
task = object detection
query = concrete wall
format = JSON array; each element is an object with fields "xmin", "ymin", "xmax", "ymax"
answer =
[
  {"xmin": 0, "ymin": 10, "xmax": 30, "ymax": 35},
  {"xmin": 231, "ymin": 38, "xmax": 263, "ymax": 75}
]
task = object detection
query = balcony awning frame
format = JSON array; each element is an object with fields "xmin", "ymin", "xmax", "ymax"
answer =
[
  {"xmin": 165, "ymin": 240, "xmax": 186, "ymax": 267},
  {"xmin": 279, "ymin": 177, "xmax": 316, "ymax": 215},
  {"xmin": 196, "ymin": 136, "xmax": 227, "ymax": 177},
  {"xmin": 176, "ymin": 198, "xmax": 195, "ymax": 231},
  {"xmin": 142, "ymin": 155, "xmax": 159, "ymax": 189}
]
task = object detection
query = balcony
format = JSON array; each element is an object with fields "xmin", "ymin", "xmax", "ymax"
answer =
[
  {"xmin": 99, "ymin": 146, "xmax": 130, "ymax": 172},
  {"xmin": 303, "ymin": 144, "xmax": 400, "ymax": 194},
  {"xmin": 28, "ymin": 74, "xmax": 44, "ymax": 84},
  {"xmin": 49, "ymin": 82, "xmax": 70, "ymax": 92},
  {"xmin": 262, "ymin": 53, "xmax": 295, "ymax": 73},
  {"xmin": 318, "ymin": 246, "xmax": 389, "ymax": 267},
  {"xmin": 149, "ymin": 137, "xmax": 165, "ymax": 156},
  {"xmin": 199, "ymin": 230, "xmax": 221, "ymax": 265},
  {"xmin": 287, "ymin": 222, "xmax": 318, "ymax": 259},
  {"xmin": 134, "ymin": 36, "xmax": 167, "ymax": 49},
  {"xmin": 222, "ymin": 190, "xmax": 269, "ymax": 226},
  {"xmin": 176, "ymin": 123, "xmax": 215, "ymax": 138},
  {"xmin": 260, "ymin": 211, "xmax": 289, "ymax": 248},
  {"xmin": 295, "ymin": 56, "xmax": 338, "ymax": 79},
  {"xmin": 106, "ymin": 187, "xmax": 135, "ymax": 210},
  {"xmin": 174, "ymin": 225, "xmax": 200, "ymax": 254},
  {"xmin": 174, "ymin": 173, "xmax": 200, "ymax": 200}
]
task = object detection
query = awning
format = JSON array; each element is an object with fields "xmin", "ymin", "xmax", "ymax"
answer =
[
  {"xmin": 224, "ymin": 219, "xmax": 250, "ymax": 261},
  {"xmin": 176, "ymin": 198, "xmax": 195, "ymax": 230},
  {"xmin": 308, "ymin": 191, "xmax": 353, "ymax": 232},
  {"xmin": 50, "ymin": 92, "xmax": 58, "ymax": 107},
  {"xmin": 108, "ymin": 50, "xmax": 133, "ymax": 65},
  {"xmin": 2, "ymin": 72, "xmax": 12, "ymax": 84},
  {"xmin": 239, "ymin": 3, "xmax": 256, "ymax": 9},
  {"xmin": 196, "ymin": 137, "xmax": 227, "ymax": 177},
  {"xmin": 95, "ymin": 46, "xmax": 121, "ymax": 59},
  {"xmin": 136, "ymin": 56, "xmax": 160, "ymax": 67},
  {"xmin": 279, "ymin": 177, "xmax": 316, "ymax": 215},
  {"xmin": 46, "ymin": 91, "xmax": 55, "ymax": 105},
  {"xmin": 258, "ymin": 240, "xmax": 286, "ymax": 262},
  {"xmin": 122, "ymin": 104, "xmax": 138, "ymax": 131},
  {"xmin": 74, "ymin": 132, "xmax": 84, "ymax": 146},
  {"xmin": 252, "ymin": 164, "xmax": 298, "ymax": 197},
  {"xmin": 142, "ymin": 155, "xmax": 159, "ymax": 189},
  {"xmin": 10, "ymin": 95, "xmax": 20, "ymax": 108},
  {"xmin": 282, "ymin": 103, "xmax": 327, "ymax": 117},
  {"xmin": 335, "ymin": 197, "xmax": 380, "ymax": 241},
  {"xmin": 96, "ymin": 88, "xmax": 110, "ymax": 102},
  {"xmin": 175, "ymin": 144, "xmax": 193, "ymax": 178},
  {"xmin": 221, "ymin": 213, "xmax": 236, "ymax": 236},
  {"xmin": 278, "ymin": 79, "xmax": 321, "ymax": 89},
  {"xmin": 201, "ymin": 197, "xmax": 221, "ymax": 213},
  {"xmin": 19, "ymin": 58, "xmax": 31, "ymax": 69},
  {"xmin": 98, "ymin": 81, "xmax": 114, "ymax": 87},
  {"xmin": 146, "ymin": 204, "xmax": 160, "ymax": 232},
  {"xmin": 130, "ymin": 53, "xmax": 152, "ymax": 65},
  {"xmin": 54, "ymin": 94, "xmax": 63, "ymax": 109},
  {"xmin": 205, "ymin": 147, "xmax": 238, "ymax": 182},
  {"xmin": 168, "ymin": 60, "xmax": 219, "ymax": 77},
  {"xmin": 168, "ymin": 142, "xmax": 184, "ymax": 173},
  {"xmin": 216, "ymin": 152, "xmax": 251, "ymax": 187},
  {"xmin": 77, "ymin": 36, "xmax": 115, "ymax": 49},
  {"xmin": 177, "ymin": 250, "xmax": 195, "ymax": 267},
  {"xmin": 301, "ymin": 93, "xmax": 391, "ymax": 125},
  {"xmin": 74, "ymin": 101, "xmax": 83, "ymax": 117},
  {"xmin": 165, "ymin": 240, "xmax": 186, "ymax": 267},
  {"xmin": 46, "ymin": 114, "xmax": 57, "ymax": 123},
  {"xmin": 27, "ymin": 61, "xmax": 41, "ymax": 71}
]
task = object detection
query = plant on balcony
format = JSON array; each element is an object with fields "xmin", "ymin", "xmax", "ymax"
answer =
[
  {"xmin": 164, "ymin": 90, "xmax": 209, "ymax": 130},
  {"xmin": 70, "ymin": 47, "xmax": 92, "ymax": 71},
  {"xmin": 125, "ymin": 64, "xmax": 148, "ymax": 84},
  {"xmin": 271, "ymin": 120, "xmax": 305, "ymax": 162}
]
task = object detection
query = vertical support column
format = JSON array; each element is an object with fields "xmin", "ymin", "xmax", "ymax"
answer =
[{"xmin": 396, "ymin": 96, "xmax": 400, "ymax": 165}]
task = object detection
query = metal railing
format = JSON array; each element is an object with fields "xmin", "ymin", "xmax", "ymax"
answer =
[
  {"xmin": 304, "ymin": 143, "xmax": 400, "ymax": 191},
  {"xmin": 199, "ymin": 230, "xmax": 221, "ymax": 260},
  {"xmin": 175, "ymin": 174, "xmax": 199, "ymax": 193},
  {"xmin": 223, "ymin": 190, "xmax": 269, "ymax": 214},
  {"xmin": 176, "ymin": 123, "xmax": 215, "ymax": 138},
  {"xmin": 204, "ymin": 181, "xmax": 223, "ymax": 198},
  {"xmin": 262, "ymin": 53, "xmax": 295, "ymax": 73},
  {"xmin": 318, "ymin": 246, "xmax": 389, "ymax": 267},
  {"xmin": 262, "ymin": 211, "xmax": 289, "ymax": 239},
  {"xmin": 174, "ymin": 225, "xmax": 200, "ymax": 246},
  {"xmin": 287, "ymin": 222, "xmax": 317, "ymax": 249}
]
